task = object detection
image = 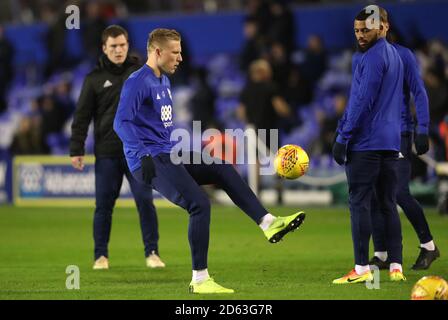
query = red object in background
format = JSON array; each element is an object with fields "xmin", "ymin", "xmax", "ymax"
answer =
[
  {"xmin": 439, "ymin": 121, "xmax": 448, "ymax": 161},
  {"xmin": 202, "ymin": 132, "xmax": 237, "ymax": 164},
  {"xmin": 100, "ymin": 3, "xmax": 119, "ymax": 19}
]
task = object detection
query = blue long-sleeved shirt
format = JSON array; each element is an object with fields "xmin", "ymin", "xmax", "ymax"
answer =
[
  {"xmin": 352, "ymin": 43, "xmax": 429, "ymax": 134},
  {"xmin": 113, "ymin": 64, "xmax": 174, "ymax": 172},
  {"xmin": 337, "ymin": 38, "xmax": 403, "ymax": 151}
]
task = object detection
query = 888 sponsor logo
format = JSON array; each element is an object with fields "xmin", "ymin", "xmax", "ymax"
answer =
[
  {"xmin": 161, "ymin": 105, "xmax": 173, "ymax": 128},
  {"xmin": 161, "ymin": 105, "xmax": 172, "ymax": 122}
]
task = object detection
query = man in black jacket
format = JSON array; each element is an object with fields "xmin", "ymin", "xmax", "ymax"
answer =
[{"xmin": 70, "ymin": 25, "xmax": 165, "ymax": 269}]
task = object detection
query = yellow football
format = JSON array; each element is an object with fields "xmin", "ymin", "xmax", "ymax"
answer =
[
  {"xmin": 274, "ymin": 144, "xmax": 309, "ymax": 179},
  {"xmin": 411, "ymin": 276, "xmax": 448, "ymax": 300}
]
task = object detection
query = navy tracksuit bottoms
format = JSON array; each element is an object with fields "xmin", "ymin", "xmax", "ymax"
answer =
[
  {"xmin": 133, "ymin": 152, "xmax": 268, "ymax": 270},
  {"xmin": 94, "ymin": 157, "xmax": 159, "ymax": 259},
  {"xmin": 371, "ymin": 133, "xmax": 433, "ymax": 252},
  {"xmin": 345, "ymin": 150, "xmax": 403, "ymax": 265}
]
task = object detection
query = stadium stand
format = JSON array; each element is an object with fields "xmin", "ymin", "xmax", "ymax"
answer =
[{"xmin": 0, "ymin": 0, "xmax": 447, "ymax": 208}]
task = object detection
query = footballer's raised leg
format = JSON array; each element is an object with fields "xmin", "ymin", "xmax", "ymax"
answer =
[
  {"xmin": 184, "ymin": 155, "xmax": 306, "ymax": 243},
  {"xmin": 133, "ymin": 154, "xmax": 237, "ymax": 293}
]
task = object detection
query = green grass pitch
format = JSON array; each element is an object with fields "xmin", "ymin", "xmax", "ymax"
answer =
[{"xmin": 0, "ymin": 205, "xmax": 447, "ymax": 300}]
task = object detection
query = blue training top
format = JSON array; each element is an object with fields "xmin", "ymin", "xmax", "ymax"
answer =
[
  {"xmin": 113, "ymin": 64, "xmax": 175, "ymax": 172},
  {"xmin": 352, "ymin": 43, "xmax": 429, "ymax": 135},
  {"xmin": 337, "ymin": 38, "xmax": 404, "ymax": 152}
]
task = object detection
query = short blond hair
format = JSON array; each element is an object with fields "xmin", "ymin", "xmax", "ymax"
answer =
[{"xmin": 147, "ymin": 28, "xmax": 181, "ymax": 52}]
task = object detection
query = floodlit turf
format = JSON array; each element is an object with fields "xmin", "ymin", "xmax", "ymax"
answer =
[{"xmin": 0, "ymin": 205, "xmax": 446, "ymax": 300}]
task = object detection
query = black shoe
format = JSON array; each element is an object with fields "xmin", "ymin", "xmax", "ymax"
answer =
[
  {"xmin": 368, "ymin": 256, "xmax": 389, "ymax": 270},
  {"xmin": 411, "ymin": 246, "xmax": 440, "ymax": 270}
]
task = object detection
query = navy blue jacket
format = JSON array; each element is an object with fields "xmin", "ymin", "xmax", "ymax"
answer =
[
  {"xmin": 352, "ymin": 43, "xmax": 429, "ymax": 135},
  {"xmin": 337, "ymin": 38, "xmax": 403, "ymax": 151},
  {"xmin": 113, "ymin": 64, "xmax": 175, "ymax": 172}
]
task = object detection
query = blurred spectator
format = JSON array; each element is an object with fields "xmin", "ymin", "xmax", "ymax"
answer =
[
  {"xmin": 268, "ymin": 42, "xmax": 291, "ymax": 89},
  {"xmin": 15, "ymin": 0, "xmax": 36, "ymax": 24},
  {"xmin": 10, "ymin": 101, "xmax": 45, "ymax": 155},
  {"xmin": 53, "ymin": 79, "xmax": 76, "ymax": 120},
  {"xmin": 282, "ymin": 65, "xmax": 312, "ymax": 110},
  {"xmin": 82, "ymin": 1, "xmax": 108, "ymax": 62},
  {"xmin": 239, "ymin": 17, "xmax": 265, "ymax": 71},
  {"xmin": 416, "ymin": 39, "xmax": 448, "ymax": 81},
  {"xmin": 319, "ymin": 93, "xmax": 347, "ymax": 155},
  {"xmin": 44, "ymin": 3, "xmax": 73, "ymax": 78},
  {"xmin": 10, "ymin": 116, "xmax": 44, "ymax": 154},
  {"xmin": 0, "ymin": 25, "xmax": 13, "ymax": 114},
  {"xmin": 101, "ymin": 0, "xmax": 128, "ymax": 19},
  {"xmin": 425, "ymin": 67, "xmax": 448, "ymax": 126},
  {"xmin": 242, "ymin": 0, "xmax": 295, "ymax": 72},
  {"xmin": 266, "ymin": 0, "xmax": 295, "ymax": 56},
  {"xmin": 237, "ymin": 59, "xmax": 292, "ymax": 146},
  {"xmin": 439, "ymin": 115, "xmax": 448, "ymax": 161},
  {"xmin": 190, "ymin": 67, "xmax": 216, "ymax": 130},
  {"xmin": 425, "ymin": 67, "xmax": 448, "ymax": 161},
  {"xmin": 427, "ymin": 40, "xmax": 448, "ymax": 79},
  {"xmin": 245, "ymin": 0, "xmax": 271, "ymax": 37},
  {"xmin": 301, "ymin": 34, "xmax": 327, "ymax": 89},
  {"xmin": 40, "ymin": 94, "xmax": 67, "ymax": 152}
]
